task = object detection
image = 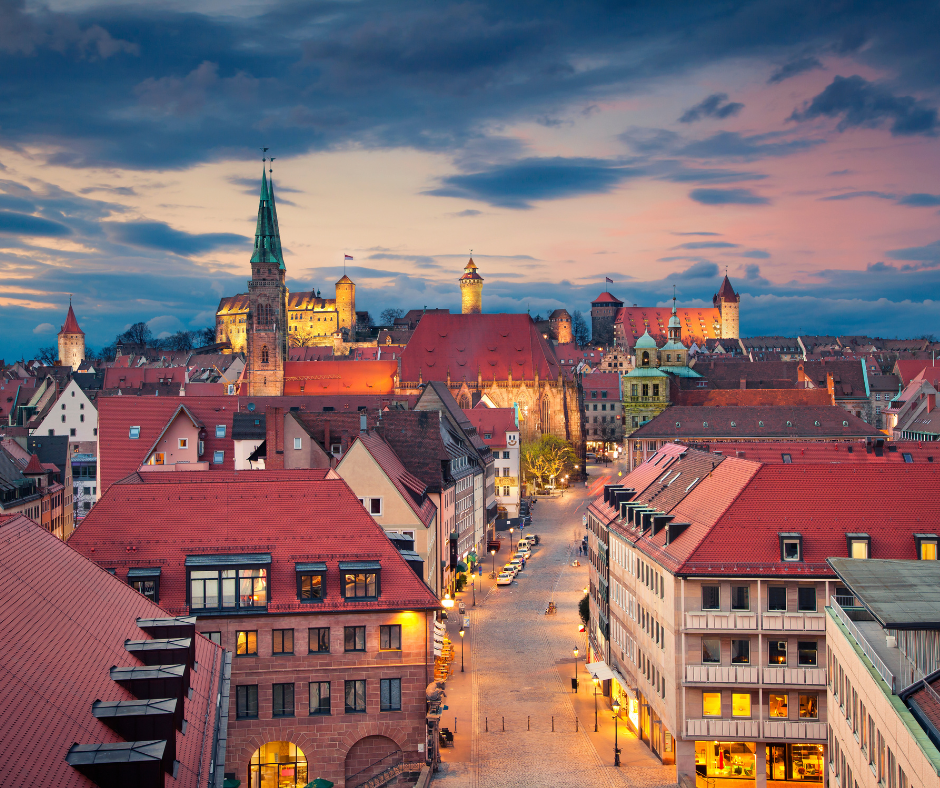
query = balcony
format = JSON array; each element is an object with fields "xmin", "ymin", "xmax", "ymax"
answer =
[
  {"xmin": 762, "ymin": 667, "xmax": 826, "ymax": 686},
  {"xmin": 762, "ymin": 612, "xmax": 826, "ymax": 631},
  {"xmin": 686, "ymin": 665, "xmax": 759, "ymax": 684},
  {"xmin": 762, "ymin": 720, "xmax": 826, "ymax": 741},
  {"xmin": 685, "ymin": 611, "xmax": 759, "ymax": 630},
  {"xmin": 685, "ymin": 718, "xmax": 760, "ymax": 738},
  {"xmin": 683, "ymin": 611, "xmax": 825, "ymax": 632}
]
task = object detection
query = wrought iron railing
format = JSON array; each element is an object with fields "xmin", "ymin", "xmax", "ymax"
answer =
[{"xmin": 346, "ymin": 751, "xmax": 403, "ymax": 788}]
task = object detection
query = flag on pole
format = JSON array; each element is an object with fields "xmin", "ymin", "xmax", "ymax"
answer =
[
  {"xmin": 605, "ymin": 276, "xmax": 613, "ymax": 284},
  {"xmin": 345, "ymin": 255, "xmax": 354, "ymax": 261}
]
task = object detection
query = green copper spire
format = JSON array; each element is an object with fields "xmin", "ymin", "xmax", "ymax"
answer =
[{"xmin": 250, "ymin": 166, "xmax": 285, "ymax": 269}]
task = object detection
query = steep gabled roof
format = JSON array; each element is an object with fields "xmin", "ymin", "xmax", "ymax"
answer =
[
  {"xmin": 592, "ymin": 291, "xmax": 623, "ymax": 305},
  {"xmin": 714, "ymin": 274, "xmax": 739, "ymax": 302},
  {"xmin": 351, "ymin": 433, "xmax": 436, "ymax": 527},
  {"xmin": 60, "ymin": 303, "xmax": 84, "ymax": 336}
]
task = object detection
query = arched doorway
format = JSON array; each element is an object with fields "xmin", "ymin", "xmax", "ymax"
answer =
[
  {"xmin": 248, "ymin": 741, "xmax": 308, "ymax": 788},
  {"xmin": 344, "ymin": 736, "xmax": 402, "ymax": 788}
]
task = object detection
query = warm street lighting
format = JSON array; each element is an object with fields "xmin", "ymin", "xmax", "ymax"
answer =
[
  {"xmin": 459, "ymin": 628, "xmax": 465, "ymax": 672},
  {"xmin": 612, "ymin": 698, "xmax": 621, "ymax": 767},
  {"xmin": 490, "ymin": 549, "xmax": 496, "ymax": 576},
  {"xmin": 471, "ymin": 574, "xmax": 476, "ymax": 606},
  {"xmin": 573, "ymin": 646, "xmax": 579, "ymax": 693},
  {"xmin": 593, "ymin": 677, "xmax": 600, "ymax": 732},
  {"xmin": 442, "ymin": 593, "xmax": 455, "ymax": 609}
]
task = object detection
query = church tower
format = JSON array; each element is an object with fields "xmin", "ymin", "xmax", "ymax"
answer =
[
  {"xmin": 459, "ymin": 257, "xmax": 483, "ymax": 314},
  {"xmin": 713, "ymin": 275, "xmax": 740, "ymax": 339},
  {"xmin": 57, "ymin": 300, "xmax": 85, "ymax": 371},
  {"xmin": 662, "ymin": 289, "xmax": 687, "ymax": 366},
  {"xmin": 246, "ymin": 164, "xmax": 288, "ymax": 396}
]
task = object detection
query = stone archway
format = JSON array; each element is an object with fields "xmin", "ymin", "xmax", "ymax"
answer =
[{"xmin": 344, "ymin": 735, "xmax": 402, "ymax": 788}]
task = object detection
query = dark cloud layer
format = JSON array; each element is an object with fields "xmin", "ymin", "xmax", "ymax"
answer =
[
  {"xmin": 768, "ymin": 56, "xmax": 823, "ymax": 83},
  {"xmin": 689, "ymin": 188, "xmax": 770, "ymax": 205},
  {"xmin": 107, "ymin": 221, "xmax": 248, "ymax": 255},
  {"xmin": 679, "ymin": 93, "xmax": 744, "ymax": 123}
]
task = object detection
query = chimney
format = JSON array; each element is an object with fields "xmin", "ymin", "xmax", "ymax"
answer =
[
  {"xmin": 266, "ymin": 407, "xmax": 285, "ymax": 469},
  {"xmin": 324, "ymin": 420, "xmax": 331, "ymax": 453},
  {"xmin": 360, "ymin": 413, "xmax": 368, "ymax": 434},
  {"xmin": 740, "ymin": 378, "xmax": 746, "ymax": 390}
]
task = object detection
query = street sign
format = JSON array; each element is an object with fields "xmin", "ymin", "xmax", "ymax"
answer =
[
  {"xmin": 582, "ymin": 514, "xmax": 587, "ymax": 526},
  {"xmin": 463, "ymin": 616, "xmax": 470, "ymax": 628}
]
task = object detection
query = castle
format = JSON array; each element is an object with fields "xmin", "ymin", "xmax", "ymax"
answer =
[
  {"xmin": 591, "ymin": 275, "xmax": 741, "ymax": 348},
  {"xmin": 57, "ymin": 301, "xmax": 85, "ymax": 371},
  {"xmin": 216, "ymin": 171, "xmax": 356, "ymax": 360}
]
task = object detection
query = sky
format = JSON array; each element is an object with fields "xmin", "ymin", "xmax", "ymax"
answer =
[{"xmin": 2, "ymin": 0, "xmax": 940, "ymax": 359}]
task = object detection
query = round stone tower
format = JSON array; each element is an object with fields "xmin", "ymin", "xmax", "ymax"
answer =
[
  {"xmin": 335, "ymin": 274, "xmax": 356, "ymax": 339},
  {"xmin": 57, "ymin": 301, "xmax": 85, "ymax": 371},
  {"xmin": 549, "ymin": 309, "xmax": 573, "ymax": 343},
  {"xmin": 459, "ymin": 258, "xmax": 483, "ymax": 314}
]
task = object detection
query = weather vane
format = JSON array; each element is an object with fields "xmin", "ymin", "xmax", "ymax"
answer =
[
  {"xmin": 269, "ymin": 157, "xmax": 275, "ymax": 174},
  {"xmin": 260, "ymin": 146, "xmax": 268, "ymax": 163}
]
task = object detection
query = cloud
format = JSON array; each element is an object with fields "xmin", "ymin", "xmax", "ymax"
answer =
[
  {"xmin": 673, "ymin": 241, "xmax": 739, "ymax": 250},
  {"xmin": 658, "ymin": 166, "xmax": 767, "ymax": 184},
  {"xmin": 790, "ymin": 75, "xmax": 938, "ymax": 136},
  {"xmin": 898, "ymin": 193, "xmax": 940, "ymax": 207},
  {"xmin": 451, "ymin": 209, "xmax": 482, "ymax": 217},
  {"xmin": 107, "ymin": 221, "xmax": 248, "ymax": 256},
  {"xmin": 819, "ymin": 190, "xmax": 896, "ymax": 201},
  {"xmin": 425, "ymin": 157, "xmax": 643, "ymax": 209},
  {"xmin": 740, "ymin": 250, "xmax": 771, "ymax": 259},
  {"xmin": 679, "ymin": 93, "xmax": 744, "ymax": 123},
  {"xmin": 768, "ymin": 56, "xmax": 823, "ymax": 84},
  {"xmin": 689, "ymin": 188, "xmax": 770, "ymax": 205},
  {"xmin": 885, "ymin": 239, "xmax": 940, "ymax": 265},
  {"xmin": 672, "ymin": 231, "xmax": 722, "ymax": 236},
  {"xmin": 0, "ymin": 211, "xmax": 73, "ymax": 237},
  {"xmin": 680, "ymin": 131, "xmax": 823, "ymax": 161},
  {"xmin": 32, "ymin": 323, "xmax": 54, "ymax": 334},
  {"xmin": 677, "ymin": 261, "xmax": 719, "ymax": 279}
]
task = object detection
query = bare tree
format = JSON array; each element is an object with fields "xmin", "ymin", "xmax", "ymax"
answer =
[
  {"xmin": 36, "ymin": 346, "xmax": 58, "ymax": 365},
  {"xmin": 572, "ymin": 310, "xmax": 590, "ymax": 346},
  {"xmin": 165, "ymin": 330, "xmax": 194, "ymax": 352},
  {"xmin": 380, "ymin": 308, "xmax": 405, "ymax": 324},
  {"xmin": 120, "ymin": 321, "xmax": 153, "ymax": 346},
  {"xmin": 193, "ymin": 327, "xmax": 217, "ymax": 347}
]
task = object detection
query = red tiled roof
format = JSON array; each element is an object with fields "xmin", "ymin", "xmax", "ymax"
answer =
[
  {"xmin": 289, "ymin": 346, "xmax": 336, "ymax": 361},
  {"xmin": 617, "ymin": 306, "xmax": 722, "ymax": 345},
  {"xmin": 673, "ymin": 389, "xmax": 833, "ymax": 407},
  {"xmin": 351, "ymin": 434, "xmax": 436, "ymax": 527},
  {"xmin": 97, "ymin": 396, "xmax": 239, "ymax": 493},
  {"xmin": 60, "ymin": 303, "xmax": 84, "ymax": 335},
  {"xmin": 461, "ymin": 408, "xmax": 517, "ymax": 448},
  {"xmin": 400, "ymin": 313, "xmax": 560, "ymax": 383},
  {"xmin": 1, "ymin": 514, "xmax": 222, "ymax": 788},
  {"xmin": 582, "ymin": 371, "xmax": 622, "ymax": 395},
  {"xmin": 592, "ymin": 291, "xmax": 624, "ymax": 305},
  {"xmin": 707, "ymin": 441, "xmax": 937, "ymax": 463},
  {"xmin": 22, "ymin": 453, "xmax": 44, "ymax": 474},
  {"xmin": 182, "ymin": 381, "xmax": 226, "ymax": 396},
  {"xmin": 283, "ymin": 360, "xmax": 397, "ymax": 395},
  {"xmin": 103, "ymin": 366, "xmax": 186, "ymax": 390},
  {"xmin": 68, "ymin": 472, "xmax": 442, "ymax": 613},
  {"xmin": 896, "ymin": 360, "xmax": 940, "ymax": 388}
]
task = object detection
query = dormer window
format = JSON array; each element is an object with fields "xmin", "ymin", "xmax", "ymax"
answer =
[
  {"xmin": 846, "ymin": 533, "xmax": 870, "ymax": 559},
  {"xmin": 127, "ymin": 567, "xmax": 160, "ymax": 603},
  {"xmin": 296, "ymin": 562, "xmax": 327, "ymax": 601},
  {"xmin": 340, "ymin": 561, "xmax": 380, "ymax": 599},
  {"xmin": 915, "ymin": 534, "xmax": 938, "ymax": 560},
  {"xmin": 216, "ymin": 425, "xmax": 226, "ymax": 438},
  {"xmin": 779, "ymin": 533, "xmax": 802, "ymax": 562},
  {"xmin": 186, "ymin": 554, "xmax": 270, "ymax": 612}
]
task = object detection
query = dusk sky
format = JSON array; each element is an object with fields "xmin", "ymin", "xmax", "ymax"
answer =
[{"xmin": 2, "ymin": 0, "xmax": 940, "ymax": 358}]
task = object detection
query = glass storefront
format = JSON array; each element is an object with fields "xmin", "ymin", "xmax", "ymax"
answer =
[
  {"xmin": 249, "ymin": 741, "xmax": 308, "ymax": 788},
  {"xmin": 767, "ymin": 743, "xmax": 825, "ymax": 782},
  {"xmin": 695, "ymin": 741, "xmax": 757, "ymax": 780}
]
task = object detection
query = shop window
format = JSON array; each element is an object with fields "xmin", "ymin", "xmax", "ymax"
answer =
[
  {"xmin": 731, "ymin": 639, "xmax": 750, "ymax": 664},
  {"xmin": 768, "ymin": 586, "xmax": 787, "ymax": 611},
  {"xmin": 273, "ymin": 683, "xmax": 295, "ymax": 717},
  {"xmin": 798, "ymin": 641, "xmax": 818, "ymax": 666},
  {"xmin": 380, "ymin": 625, "xmax": 401, "ymax": 650},
  {"xmin": 780, "ymin": 533, "xmax": 802, "ymax": 562},
  {"xmin": 236, "ymin": 685, "xmax": 258, "ymax": 719},
  {"xmin": 702, "ymin": 638, "xmax": 721, "ymax": 664},
  {"xmin": 800, "ymin": 694, "xmax": 819, "ymax": 719},
  {"xmin": 769, "ymin": 693, "xmax": 788, "ymax": 718},
  {"xmin": 702, "ymin": 585, "xmax": 720, "ymax": 610},
  {"xmin": 236, "ymin": 630, "xmax": 258, "ymax": 656},
  {"xmin": 915, "ymin": 534, "xmax": 938, "ymax": 560},
  {"xmin": 847, "ymin": 533, "xmax": 870, "ymax": 559},
  {"xmin": 697, "ymin": 742, "xmax": 756, "ymax": 780},
  {"xmin": 732, "ymin": 693, "xmax": 751, "ymax": 717},
  {"xmin": 380, "ymin": 678, "xmax": 402, "ymax": 711},
  {"xmin": 703, "ymin": 692, "xmax": 721, "ymax": 716},
  {"xmin": 309, "ymin": 681, "xmax": 331, "ymax": 715},
  {"xmin": 273, "ymin": 629, "xmax": 294, "ymax": 655},
  {"xmin": 791, "ymin": 743, "xmax": 825, "ymax": 781},
  {"xmin": 731, "ymin": 586, "xmax": 749, "ymax": 611},
  {"xmin": 345, "ymin": 679, "xmax": 366, "ymax": 713},
  {"xmin": 308, "ymin": 627, "xmax": 330, "ymax": 653},
  {"xmin": 344, "ymin": 626, "xmax": 366, "ymax": 652},
  {"xmin": 768, "ymin": 745, "xmax": 787, "ymax": 781},
  {"xmin": 797, "ymin": 587, "xmax": 817, "ymax": 612},
  {"xmin": 249, "ymin": 742, "xmax": 306, "ymax": 788}
]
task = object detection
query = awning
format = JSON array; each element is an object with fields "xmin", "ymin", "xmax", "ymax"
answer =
[{"xmin": 586, "ymin": 661, "xmax": 614, "ymax": 681}]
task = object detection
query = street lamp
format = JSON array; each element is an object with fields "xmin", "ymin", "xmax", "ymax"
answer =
[
  {"xmin": 612, "ymin": 698, "xmax": 621, "ymax": 767},
  {"xmin": 459, "ymin": 628, "xmax": 465, "ymax": 672},
  {"xmin": 471, "ymin": 574, "xmax": 475, "ymax": 606},
  {"xmin": 593, "ymin": 677, "xmax": 600, "ymax": 731},
  {"xmin": 509, "ymin": 526, "xmax": 514, "ymax": 546},
  {"xmin": 490, "ymin": 549, "xmax": 496, "ymax": 576},
  {"xmin": 442, "ymin": 593, "xmax": 455, "ymax": 609},
  {"xmin": 573, "ymin": 646, "xmax": 579, "ymax": 693}
]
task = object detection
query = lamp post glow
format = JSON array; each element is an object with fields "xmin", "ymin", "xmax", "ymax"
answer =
[
  {"xmin": 593, "ymin": 677, "xmax": 600, "ymax": 732},
  {"xmin": 442, "ymin": 593, "xmax": 455, "ymax": 609},
  {"xmin": 490, "ymin": 549, "xmax": 496, "ymax": 576},
  {"xmin": 573, "ymin": 646, "xmax": 579, "ymax": 693},
  {"xmin": 459, "ymin": 628, "xmax": 465, "ymax": 672},
  {"xmin": 612, "ymin": 698, "xmax": 621, "ymax": 766}
]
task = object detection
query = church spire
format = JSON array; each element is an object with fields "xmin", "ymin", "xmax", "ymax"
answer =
[{"xmin": 250, "ymin": 164, "xmax": 285, "ymax": 270}]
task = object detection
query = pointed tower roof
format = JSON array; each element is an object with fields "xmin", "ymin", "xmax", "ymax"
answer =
[
  {"xmin": 716, "ymin": 275, "xmax": 739, "ymax": 302},
  {"xmin": 336, "ymin": 275, "xmax": 354, "ymax": 285},
  {"xmin": 22, "ymin": 454, "xmax": 45, "ymax": 475},
  {"xmin": 668, "ymin": 290, "xmax": 681, "ymax": 330},
  {"xmin": 249, "ymin": 167, "xmax": 285, "ymax": 270},
  {"xmin": 459, "ymin": 257, "xmax": 483, "ymax": 282},
  {"xmin": 60, "ymin": 302, "xmax": 84, "ymax": 336}
]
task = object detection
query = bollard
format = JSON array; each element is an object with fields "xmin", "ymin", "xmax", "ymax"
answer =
[
  {"xmin": 485, "ymin": 717, "xmax": 488, "ymax": 732},
  {"xmin": 576, "ymin": 717, "xmax": 579, "ymax": 732},
  {"xmin": 527, "ymin": 716, "xmax": 530, "ymax": 731},
  {"xmin": 552, "ymin": 716, "xmax": 554, "ymax": 732},
  {"xmin": 502, "ymin": 716, "xmax": 505, "ymax": 732}
]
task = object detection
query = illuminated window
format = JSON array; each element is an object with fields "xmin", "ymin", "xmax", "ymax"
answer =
[
  {"xmin": 769, "ymin": 693, "xmax": 788, "ymax": 718},
  {"xmin": 703, "ymin": 692, "xmax": 721, "ymax": 716},
  {"xmin": 916, "ymin": 535, "xmax": 938, "ymax": 560},
  {"xmin": 178, "ymin": 438, "xmax": 188, "ymax": 449},
  {"xmin": 800, "ymin": 693, "xmax": 818, "ymax": 719},
  {"xmin": 341, "ymin": 561, "xmax": 380, "ymax": 598},
  {"xmin": 769, "ymin": 640, "xmax": 787, "ymax": 665},
  {"xmin": 236, "ymin": 630, "xmax": 258, "ymax": 656},
  {"xmin": 187, "ymin": 558, "xmax": 268, "ymax": 612},
  {"xmin": 798, "ymin": 641, "xmax": 818, "ymax": 666},
  {"xmin": 732, "ymin": 693, "xmax": 751, "ymax": 717},
  {"xmin": 128, "ymin": 568, "xmax": 160, "ymax": 603},
  {"xmin": 847, "ymin": 533, "xmax": 870, "ymax": 559}
]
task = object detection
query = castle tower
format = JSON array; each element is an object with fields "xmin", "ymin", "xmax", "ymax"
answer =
[
  {"xmin": 247, "ymin": 165, "xmax": 288, "ymax": 396},
  {"xmin": 459, "ymin": 258, "xmax": 483, "ymax": 314},
  {"xmin": 335, "ymin": 274, "xmax": 356, "ymax": 340},
  {"xmin": 713, "ymin": 275, "xmax": 740, "ymax": 340},
  {"xmin": 57, "ymin": 300, "xmax": 85, "ymax": 371},
  {"xmin": 549, "ymin": 309, "xmax": 573, "ymax": 343},
  {"xmin": 662, "ymin": 289, "xmax": 687, "ymax": 366}
]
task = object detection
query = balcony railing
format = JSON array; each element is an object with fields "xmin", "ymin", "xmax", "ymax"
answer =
[
  {"xmin": 830, "ymin": 595, "xmax": 896, "ymax": 693},
  {"xmin": 685, "ymin": 718, "xmax": 760, "ymax": 738},
  {"xmin": 762, "ymin": 720, "xmax": 827, "ymax": 741},
  {"xmin": 762, "ymin": 667, "xmax": 826, "ymax": 686},
  {"xmin": 686, "ymin": 665, "xmax": 759, "ymax": 684},
  {"xmin": 683, "ymin": 611, "xmax": 825, "ymax": 631}
]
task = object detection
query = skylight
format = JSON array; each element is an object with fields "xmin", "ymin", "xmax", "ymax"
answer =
[{"xmin": 684, "ymin": 477, "xmax": 699, "ymax": 492}]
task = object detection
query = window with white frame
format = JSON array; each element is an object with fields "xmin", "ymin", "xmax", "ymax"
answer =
[{"xmin": 358, "ymin": 497, "xmax": 383, "ymax": 516}]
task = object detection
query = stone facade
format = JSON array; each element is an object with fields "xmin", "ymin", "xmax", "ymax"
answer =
[
  {"xmin": 591, "ymin": 292, "xmax": 625, "ymax": 347},
  {"xmin": 459, "ymin": 258, "xmax": 483, "ymax": 314},
  {"xmin": 57, "ymin": 303, "xmax": 85, "ymax": 372}
]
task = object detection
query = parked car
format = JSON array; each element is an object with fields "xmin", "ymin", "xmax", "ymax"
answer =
[
  {"xmin": 496, "ymin": 572, "xmax": 514, "ymax": 586},
  {"xmin": 502, "ymin": 563, "xmax": 519, "ymax": 577},
  {"xmin": 507, "ymin": 558, "xmax": 523, "ymax": 574},
  {"xmin": 516, "ymin": 542, "xmax": 531, "ymax": 558},
  {"xmin": 585, "ymin": 452, "xmax": 597, "ymax": 462}
]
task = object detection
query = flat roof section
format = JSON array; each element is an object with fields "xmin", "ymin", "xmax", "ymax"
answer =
[{"xmin": 828, "ymin": 558, "xmax": 940, "ymax": 629}]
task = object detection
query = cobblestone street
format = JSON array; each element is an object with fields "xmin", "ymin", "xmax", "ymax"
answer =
[{"xmin": 434, "ymin": 468, "xmax": 677, "ymax": 788}]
